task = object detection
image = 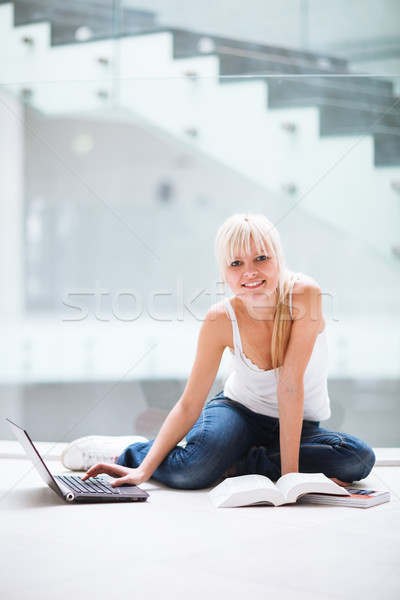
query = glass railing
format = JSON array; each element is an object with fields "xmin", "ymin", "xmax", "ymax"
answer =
[
  {"xmin": 0, "ymin": 1, "xmax": 399, "ymax": 445},
  {"xmin": 5, "ymin": 0, "xmax": 400, "ymax": 70}
]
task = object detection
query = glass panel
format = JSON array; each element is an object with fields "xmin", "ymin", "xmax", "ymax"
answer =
[
  {"xmin": 120, "ymin": 0, "xmax": 400, "ymax": 78},
  {"xmin": 3, "ymin": 0, "xmax": 157, "ymax": 44},
  {"xmin": 0, "ymin": 1, "xmax": 399, "ymax": 445}
]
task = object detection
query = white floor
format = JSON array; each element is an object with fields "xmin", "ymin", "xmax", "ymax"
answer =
[{"xmin": 1, "ymin": 444, "xmax": 399, "ymax": 600}]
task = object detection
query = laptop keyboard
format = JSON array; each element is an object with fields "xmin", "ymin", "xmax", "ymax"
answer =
[{"xmin": 56, "ymin": 475, "xmax": 120, "ymax": 495}]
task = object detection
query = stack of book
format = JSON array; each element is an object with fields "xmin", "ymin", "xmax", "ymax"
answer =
[
  {"xmin": 209, "ymin": 472, "xmax": 390, "ymax": 509},
  {"xmin": 296, "ymin": 487, "xmax": 390, "ymax": 508}
]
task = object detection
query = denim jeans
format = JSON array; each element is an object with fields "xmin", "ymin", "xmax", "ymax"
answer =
[{"xmin": 117, "ymin": 393, "xmax": 376, "ymax": 490}]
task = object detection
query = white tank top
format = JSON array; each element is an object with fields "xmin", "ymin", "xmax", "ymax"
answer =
[{"xmin": 223, "ymin": 275, "xmax": 331, "ymax": 421}]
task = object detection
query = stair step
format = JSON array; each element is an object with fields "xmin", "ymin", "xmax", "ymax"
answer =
[
  {"xmin": 267, "ymin": 77, "xmax": 395, "ymax": 110},
  {"xmin": 5, "ymin": 0, "xmax": 157, "ymax": 45},
  {"xmin": 374, "ymin": 134, "xmax": 400, "ymax": 167},
  {"xmin": 218, "ymin": 53, "xmax": 334, "ymax": 77},
  {"xmin": 171, "ymin": 28, "xmax": 348, "ymax": 72},
  {"xmin": 319, "ymin": 105, "xmax": 400, "ymax": 136},
  {"xmin": 265, "ymin": 77, "xmax": 400, "ymax": 165},
  {"xmin": 320, "ymin": 106, "xmax": 400, "ymax": 166}
]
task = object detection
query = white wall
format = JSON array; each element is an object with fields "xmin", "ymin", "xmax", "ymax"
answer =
[{"xmin": 0, "ymin": 91, "xmax": 24, "ymax": 316}]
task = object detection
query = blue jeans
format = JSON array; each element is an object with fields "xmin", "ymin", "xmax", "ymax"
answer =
[{"xmin": 117, "ymin": 394, "xmax": 376, "ymax": 490}]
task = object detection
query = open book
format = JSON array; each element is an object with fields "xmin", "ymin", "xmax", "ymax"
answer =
[{"xmin": 209, "ymin": 473, "xmax": 351, "ymax": 507}]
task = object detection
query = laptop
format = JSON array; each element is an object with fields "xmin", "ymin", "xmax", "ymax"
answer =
[{"xmin": 6, "ymin": 418, "xmax": 149, "ymax": 504}]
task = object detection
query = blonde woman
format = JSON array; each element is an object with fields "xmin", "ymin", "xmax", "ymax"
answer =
[{"xmin": 62, "ymin": 213, "xmax": 375, "ymax": 489}]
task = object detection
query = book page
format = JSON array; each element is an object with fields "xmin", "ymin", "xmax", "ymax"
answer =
[
  {"xmin": 276, "ymin": 473, "xmax": 350, "ymax": 503},
  {"xmin": 224, "ymin": 475, "xmax": 277, "ymax": 492},
  {"xmin": 209, "ymin": 475, "xmax": 285, "ymax": 507}
]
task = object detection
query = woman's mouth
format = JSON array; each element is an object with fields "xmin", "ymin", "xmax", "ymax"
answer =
[{"xmin": 242, "ymin": 280, "xmax": 265, "ymax": 289}]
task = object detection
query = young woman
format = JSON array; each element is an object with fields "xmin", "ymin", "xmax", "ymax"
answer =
[{"xmin": 62, "ymin": 213, "xmax": 375, "ymax": 489}]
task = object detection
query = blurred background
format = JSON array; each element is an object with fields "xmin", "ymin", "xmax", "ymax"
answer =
[{"xmin": 0, "ymin": 0, "xmax": 399, "ymax": 445}]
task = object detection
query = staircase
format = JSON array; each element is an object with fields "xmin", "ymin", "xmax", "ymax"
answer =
[
  {"xmin": 167, "ymin": 28, "xmax": 400, "ymax": 168},
  {"xmin": 2, "ymin": 0, "xmax": 157, "ymax": 44},
  {"xmin": 1, "ymin": 0, "xmax": 400, "ymax": 261}
]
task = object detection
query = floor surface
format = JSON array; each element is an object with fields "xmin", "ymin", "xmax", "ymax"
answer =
[{"xmin": 0, "ymin": 444, "xmax": 399, "ymax": 600}]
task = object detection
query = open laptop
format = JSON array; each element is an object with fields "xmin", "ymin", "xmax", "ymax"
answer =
[{"xmin": 6, "ymin": 418, "xmax": 149, "ymax": 504}]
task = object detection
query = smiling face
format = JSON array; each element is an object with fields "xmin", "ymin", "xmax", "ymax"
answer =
[
  {"xmin": 225, "ymin": 242, "xmax": 279, "ymax": 301},
  {"xmin": 215, "ymin": 213, "xmax": 287, "ymax": 306}
]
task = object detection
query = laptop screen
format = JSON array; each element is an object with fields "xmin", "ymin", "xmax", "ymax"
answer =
[{"xmin": 6, "ymin": 419, "xmax": 63, "ymax": 498}]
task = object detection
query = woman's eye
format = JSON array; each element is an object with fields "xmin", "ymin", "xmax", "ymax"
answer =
[
  {"xmin": 256, "ymin": 255, "xmax": 267, "ymax": 261},
  {"xmin": 230, "ymin": 260, "xmax": 241, "ymax": 267}
]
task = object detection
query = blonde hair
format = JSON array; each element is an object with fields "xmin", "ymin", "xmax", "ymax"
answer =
[{"xmin": 215, "ymin": 213, "xmax": 292, "ymax": 371}]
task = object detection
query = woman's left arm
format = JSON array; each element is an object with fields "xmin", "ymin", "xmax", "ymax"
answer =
[{"xmin": 278, "ymin": 278, "xmax": 323, "ymax": 475}]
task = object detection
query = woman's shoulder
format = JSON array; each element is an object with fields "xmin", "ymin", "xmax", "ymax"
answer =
[
  {"xmin": 202, "ymin": 300, "xmax": 233, "ymax": 348},
  {"xmin": 205, "ymin": 298, "xmax": 232, "ymax": 323},
  {"xmin": 290, "ymin": 272, "xmax": 322, "ymax": 295},
  {"xmin": 290, "ymin": 273, "xmax": 323, "ymax": 324}
]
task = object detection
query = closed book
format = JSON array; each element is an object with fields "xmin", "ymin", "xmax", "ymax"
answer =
[{"xmin": 297, "ymin": 487, "xmax": 390, "ymax": 508}]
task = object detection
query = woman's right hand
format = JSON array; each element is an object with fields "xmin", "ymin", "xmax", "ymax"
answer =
[{"xmin": 81, "ymin": 463, "xmax": 148, "ymax": 487}]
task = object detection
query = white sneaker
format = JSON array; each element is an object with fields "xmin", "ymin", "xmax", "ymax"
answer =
[{"xmin": 61, "ymin": 434, "xmax": 148, "ymax": 471}]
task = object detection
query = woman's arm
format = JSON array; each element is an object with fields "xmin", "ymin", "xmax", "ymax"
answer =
[
  {"xmin": 83, "ymin": 305, "xmax": 227, "ymax": 486},
  {"xmin": 277, "ymin": 278, "xmax": 323, "ymax": 475}
]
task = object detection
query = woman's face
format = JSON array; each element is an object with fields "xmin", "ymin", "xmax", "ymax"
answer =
[{"xmin": 224, "ymin": 241, "xmax": 279, "ymax": 301}]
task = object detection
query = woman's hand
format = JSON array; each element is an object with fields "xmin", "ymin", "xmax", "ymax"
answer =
[{"xmin": 81, "ymin": 463, "xmax": 148, "ymax": 487}]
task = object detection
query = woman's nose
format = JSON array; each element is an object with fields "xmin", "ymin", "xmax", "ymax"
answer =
[{"xmin": 243, "ymin": 266, "xmax": 258, "ymax": 277}]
